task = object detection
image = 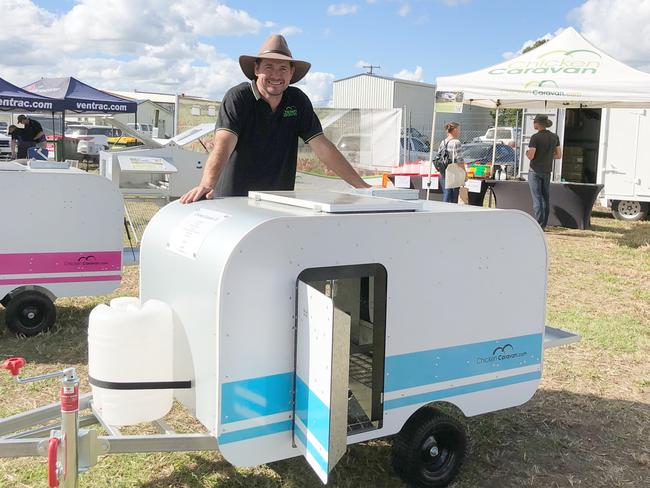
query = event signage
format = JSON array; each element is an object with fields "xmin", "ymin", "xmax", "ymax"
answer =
[{"xmin": 435, "ymin": 91, "xmax": 464, "ymax": 113}]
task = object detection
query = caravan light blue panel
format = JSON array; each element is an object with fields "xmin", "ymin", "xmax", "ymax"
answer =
[
  {"xmin": 295, "ymin": 375, "xmax": 331, "ymax": 452},
  {"xmin": 220, "ymin": 372, "xmax": 293, "ymax": 424},
  {"xmin": 385, "ymin": 333, "xmax": 542, "ymax": 392},
  {"xmin": 385, "ymin": 371, "xmax": 541, "ymax": 410}
]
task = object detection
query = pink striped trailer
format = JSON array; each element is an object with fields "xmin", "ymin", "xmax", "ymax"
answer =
[{"xmin": 0, "ymin": 162, "xmax": 123, "ymax": 335}]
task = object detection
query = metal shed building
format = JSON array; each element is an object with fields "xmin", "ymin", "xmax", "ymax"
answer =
[{"xmin": 332, "ymin": 74, "xmax": 493, "ymax": 144}]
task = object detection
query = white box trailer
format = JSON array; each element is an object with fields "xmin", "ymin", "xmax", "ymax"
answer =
[
  {"xmin": 0, "ymin": 190, "xmax": 579, "ymax": 487},
  {"xmin": 519, "ymin": 108, "xmax": 650, "ymax": 221},
  {"xmin": 597, "ymin": 108, "xmax": 650, "ymax": 220},
  {"xmin": 99, "ymin": 123, "xmax": 212, "ymax": 199},
  {"xmin": 0, "ymin": 161, "xmax": 124, "ymax": 335}
]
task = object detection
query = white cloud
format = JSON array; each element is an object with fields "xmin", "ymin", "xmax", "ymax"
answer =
[
  {"xmin": 327, "ymin": 3, "xmax": 358, "ymax": 16},
  {"xmin": 501, "ymin": 29, "xmax": 563, "ymax": 60},
  {"xmin": 295, "ymin": 72, "xmax": 336, "ymax": 106},
  {"xmin": 172, "ymin": 0, "xmax": 264, "ymax": 36},
  {"xmin": 355, "ymin": 59, "xmax": 371, "ymax": 68},
  {"xmin": 0, "ymin": 0, "xmax": 270, "ymax": 100},
  {"xmin": 279, "ymin": 26, "xmax": 303, "ymax": 36},
  {"xmin": 366, "ymin": 0, "xmax": 377, "ymax": 3},
  {"xmin": 398, "ymin": 3, "xmax": 411, "ymax": 17},
  {"xmin": 570, "ymin": 0, "xmax": 650, "ymax": 70},
  {"xmin": 441, "ymin": 0, "xmax": 471, "ymax": 5},
  {"xmin": 393, "ymin": 66, "xmax": 423, "ymax": 82}
]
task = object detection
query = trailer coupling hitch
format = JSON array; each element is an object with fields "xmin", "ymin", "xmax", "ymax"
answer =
[{"xmin": 2, "ymin": 357, "xmax": 80, "ymax": 488}]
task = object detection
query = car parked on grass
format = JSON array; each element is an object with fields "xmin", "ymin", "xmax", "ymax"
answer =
[
  {"xmin": 0, "ymin": 133, "xmax": 11, "ymax": 160},
  {"xmin": 336, "ymin": 134, "xmax": 430, "ymax": 167},
  {"xmin": 400, "ymin": 136, "xmax": 430, "ymax": 162},
  {"xmin": 108, "ymin": 128, "xmax": 141, "ymax": 147},
  {"xmin": 65, "ymin": 125, "xmax": 111, "ymax": 162},
  {"xmin": 478, "ymin": 127, "xmax": 521, "ymax": 147}
]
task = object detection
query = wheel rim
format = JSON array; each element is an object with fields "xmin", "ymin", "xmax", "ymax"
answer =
[
  {"xmin": 618, "ymin": 200, "xmax": 642, "ymax": 218},
  {"xmin": 19, "ymin": 303, "xmax": 45, "ymax": 330},
  {"xmin": 418, "ymin": 425, "xmax": 458, "ymax": 481}
]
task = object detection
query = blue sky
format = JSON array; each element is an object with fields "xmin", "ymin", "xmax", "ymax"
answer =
[{"xmin": 5, "ymin": 0, "xmax": 650, "ymax": 104}]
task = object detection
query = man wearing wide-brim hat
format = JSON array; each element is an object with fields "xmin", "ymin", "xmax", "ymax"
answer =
[
  {"xmin": 525, "ymin": 114, "xmax": 562, "ymax": 229},
  {"xmin": 181, "ymin": 34, "xmax": 370, "ymax": 202}
]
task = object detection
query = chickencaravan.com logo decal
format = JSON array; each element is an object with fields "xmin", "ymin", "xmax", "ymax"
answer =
[
  {"xmin": 476, "ymin": 343, "xmax": 528, "ymax": 364},
  {"xmin": 489, "ymin": 49, "xmax": 601, "ymax": 76}
]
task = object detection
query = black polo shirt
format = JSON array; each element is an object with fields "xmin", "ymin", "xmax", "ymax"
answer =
[
  {"xmin": 529, "ymin": 129, "xmax": 560, "ymax": 174},
  {"xmin": 214, "ymin": 81, "xmax": 323, "ymax": 197},
  {"xmin": 21, "ymin": 119, "xmax": 45, "ymax": 143}
]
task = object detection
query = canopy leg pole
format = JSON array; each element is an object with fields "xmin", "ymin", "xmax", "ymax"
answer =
[
  {"xmin": 426, "ymin": 96, "xmax": 438, "ymax": 201},
  {"xmin": 491, "ymin": 103, "xmax": 500, "ymax": 179},
  {"xmin": 62, "ymin": 111, "xmax": 66, "ymax": 162}
]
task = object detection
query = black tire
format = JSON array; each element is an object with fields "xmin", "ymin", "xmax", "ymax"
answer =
[
  {"xmin": 611, "ymin": 200, "xmax": 649, "ymax": 221},
  {"xmin": 5, "ymin": 291, "xmax": 56, "ymax": 336},
  {"xmin": 392, "ymin": 407, "xmax": 467, "ymax": 488}
]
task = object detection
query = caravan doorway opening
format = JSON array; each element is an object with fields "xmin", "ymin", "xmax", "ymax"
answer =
[
  {"xmin": 298, "ymin": 264, "xmax": 387, "ymax": 435},
  {"xmin": 561, "ymin": 108, "xmax": 602, "ymax": 184}
]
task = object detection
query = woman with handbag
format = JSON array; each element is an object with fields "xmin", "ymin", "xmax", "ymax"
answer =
[{"xmin": 438, "ymin": 122, "xmax": 466, "ymax": 203}]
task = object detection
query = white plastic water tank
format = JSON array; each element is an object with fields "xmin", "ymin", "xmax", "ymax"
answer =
[{"xmin": 88, "ymin": 298, "xmax": 174, "ymax": 426}]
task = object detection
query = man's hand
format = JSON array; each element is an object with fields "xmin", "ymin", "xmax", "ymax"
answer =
[
  {"xmin": 179, "ymin": 129, "xmax": 238, "ymax": 204},
  {"xmin": 179, "ymin": 186, "xmax": 214, "ymax": 204}
]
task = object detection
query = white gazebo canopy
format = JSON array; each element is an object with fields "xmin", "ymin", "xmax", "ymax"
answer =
[{"xmin": 436, "ymin": 27, "xmax": 650, "ymax": 109}]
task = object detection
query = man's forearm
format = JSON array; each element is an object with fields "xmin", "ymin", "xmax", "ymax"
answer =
[
  {"xmin": 309, "ymin": 135, "xmax": 370, "ymax": 188},
  {"xmin": 199, "ymin": 131, "xmax": 238, "ymax": 189}
]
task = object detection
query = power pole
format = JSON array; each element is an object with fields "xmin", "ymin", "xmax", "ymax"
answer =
[{"xmin": 363, "ymin": 65, "xmax": 381, "ymax": 75}]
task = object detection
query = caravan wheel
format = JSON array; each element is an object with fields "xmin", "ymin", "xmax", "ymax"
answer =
[
  {"xmin": 5, "ymin": 291, "xmax": 56, "ymax": 336},
  {"xmin": 612, "ymin": 200, "xmax": 649, "ymax": 221},
  {"xmin": 392, "ymin": 407, "xmax": 467, "ymax": 487}
]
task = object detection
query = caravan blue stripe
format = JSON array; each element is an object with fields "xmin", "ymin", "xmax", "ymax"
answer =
[
  {"xmin": 220, "ymin": 372, "xmax": 293, "ymax": 424},
  {"xmin": 295, "ymin": 376, "xmax": 331, "ymax": 452},
  {"xmin": 385, "ymin": 371, "xmax": 541, "ymax": 410},
  {"xmin": 294, "ymin": 420, "xmax": 329, "ymax": 475},
  {"xmin": 217, "ymin": 420, "xmax": 292, "ymax": 445},
  {"xmin": 384, "ymin": 333, "xmax": 543, "ymax": 392}
]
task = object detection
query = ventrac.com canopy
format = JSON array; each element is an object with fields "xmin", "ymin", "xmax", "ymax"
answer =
[
  {"xmin": 23, "ymin": 77, "xmax": 137, "ymax": 114},
  {"xmin": 436, "ymin": 27, "xmax": 650, "ymax": 109},
  {"xmin": 0, "ymin": 77, "xmax": 64, "ymax": 112}
]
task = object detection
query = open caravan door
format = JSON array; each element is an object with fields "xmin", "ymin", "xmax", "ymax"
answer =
[{"xmin": 294, "ymin": 281, "xmax": 351, "ymax": 483}]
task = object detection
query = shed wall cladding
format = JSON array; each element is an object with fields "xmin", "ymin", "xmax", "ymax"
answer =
[
  {"xmin": 332, "ymin": 75, "xmax": 394, "ymax": 109},
  {"xmin": 393, "ymin": 81, "xmax": 436, "ymax": 130}
]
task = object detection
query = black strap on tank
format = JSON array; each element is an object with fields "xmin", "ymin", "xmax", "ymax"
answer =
[{"xmin": 88, "ymin": 376, "xmax": 192, "ymax": 390}]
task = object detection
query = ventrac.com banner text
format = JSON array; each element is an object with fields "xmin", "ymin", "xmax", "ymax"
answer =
[
  {"xmin": 75, "ymin": 101, "xmax": 130, "ymax": 112},
  {"xmin": 0, "ymin": 98, "xmax": 54, "ymax": 110}
]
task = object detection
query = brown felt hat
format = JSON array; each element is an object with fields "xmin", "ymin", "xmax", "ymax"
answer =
[{"xmin": 239, "ymin": 34, "xmax": 311, "ymax": 84}]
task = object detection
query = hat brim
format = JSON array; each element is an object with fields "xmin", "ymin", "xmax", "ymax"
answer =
[
  {"xmin": 534, "ymin": 118, "xmax": 553, "ymax": 128},
  {"xmin": 239, "ymin": 53, "xmax": 311, "ymax": 84}
]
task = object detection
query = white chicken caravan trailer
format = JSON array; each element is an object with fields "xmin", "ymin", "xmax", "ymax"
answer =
[
  {"xmin": 0, "ymin": 191, "xmax": 579, "ymax": 487},
  {"xmin": 0, "ymin": 161, "xmax": 123, "ymax": 335},
  {"xmin": 517, "ymin": 107, "xmax": 650, "ymax": 221},
  {"xmin": 99, "ymin": 123, "xmax": 213, "ymax": 199}
]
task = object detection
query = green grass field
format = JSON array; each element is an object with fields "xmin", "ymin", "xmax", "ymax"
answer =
[{"xmin": 0, "ymin": 208, "xmax": 648, "ymax": 487}]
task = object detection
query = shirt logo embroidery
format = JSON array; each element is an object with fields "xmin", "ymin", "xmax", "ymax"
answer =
[{"xmin": 282, "ymin": 106, "xmax": 298, "ymax": 118}]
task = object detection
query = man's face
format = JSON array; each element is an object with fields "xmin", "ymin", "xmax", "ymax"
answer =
[
  {"xmin": 18, "ymin": 118, "xmax": 28, "ymax": 126},
  {"xmin": 254, "ymin": 59, "xmax": 294, "ymax": 98}
]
